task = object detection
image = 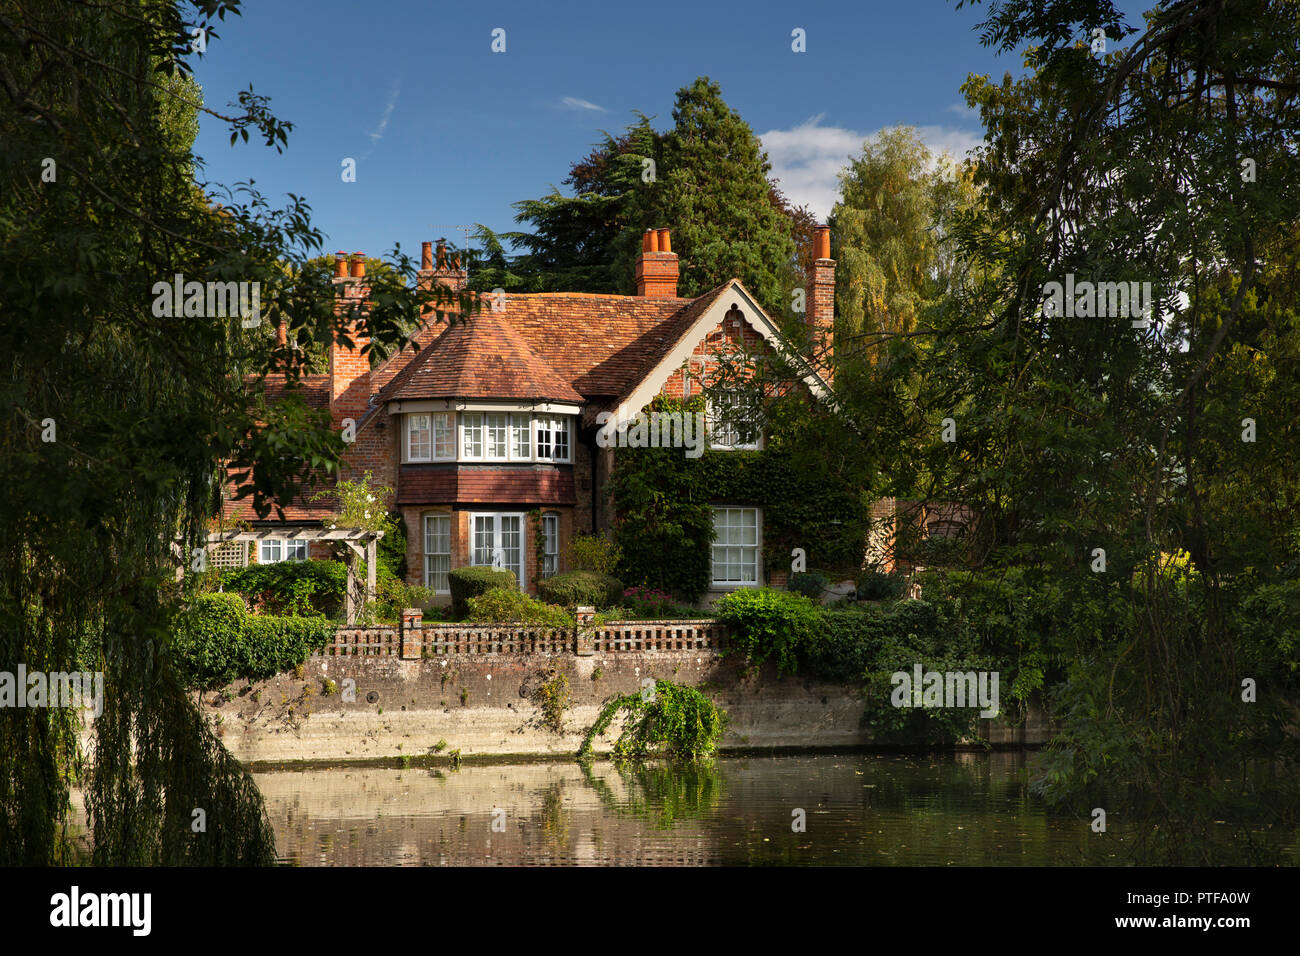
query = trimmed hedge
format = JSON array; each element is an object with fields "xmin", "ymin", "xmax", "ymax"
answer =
[
  {"xmin": 170, "ymin": 592, "xmax": 335, "ymax": 689},
  {"xmin": 448, "ymin": 565, "xmax": 517, "ymax": 618},
  {"xmin": 538, "ymin": 570, "xmax": 623, "ymax": 609}
]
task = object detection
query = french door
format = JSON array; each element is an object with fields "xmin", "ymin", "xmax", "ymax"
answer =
[{"xmin": 470, "ymin": 512, "xmax": 525, "ymax": 587}]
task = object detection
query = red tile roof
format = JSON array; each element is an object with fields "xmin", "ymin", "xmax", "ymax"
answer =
[
  {"xmin": 377, "ymin": 287, "xmax": 731, "ymax": 406},
  {"xmin": 381, "ymin": 309, "xmax": 584, "ymax": 404}
]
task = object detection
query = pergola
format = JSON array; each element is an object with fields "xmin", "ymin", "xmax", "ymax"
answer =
[{"xmin": 205, "ymin": 526, "xmax": 386, "ymax": 624}]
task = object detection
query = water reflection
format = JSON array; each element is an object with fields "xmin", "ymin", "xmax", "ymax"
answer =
[{"xmin": 253, "ymin": 753, "xmax": 1299, "ymax": 866}]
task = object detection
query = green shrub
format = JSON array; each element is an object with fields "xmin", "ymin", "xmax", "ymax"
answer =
[
  {"xmin": 714, "ymin": 587, "xmax": 822, "ymax": 676},
  {"xmin": 857, "ymin": 568, "xmax": 906, "ymax": 601},
  {"xmin": 620, "ymin": 585, "xmax": 704, "ymax": 619},
  {"xmin": 466, "ymin": 587, "xmax": 573, "ymax": 627},
  {"xmin": 371, "ymin": 565, "xmax": 439, "ymax": 624},
  {"xmin": 376, "ymin": 512, "xmax": 408, "ymax": 579},
  {"xmin": 221, "ymin": 559, "xmax": 346, "ymax": 617},
  {"xmin": 538, "ymin": 570, "xmax": 623, "ymax": 609},
  {"xmin": 788, "ymin": 571, "xmax": 829, "ymax": 600},
  {"xmin": 565, "ymin": 532, "xmax": 622, "ymax": 575},
  {"xmin": 170, "ymin": 592, "xmax": 335, "ymax": 689},
  {"xmin": 448, "ymin": 565, "xmax": 517, "ymax": 618}
]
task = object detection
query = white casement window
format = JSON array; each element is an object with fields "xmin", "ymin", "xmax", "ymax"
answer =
[
  {"xmin": 430, "ymin": 412, "xmax": 454, "ymax": 459},
  {"xmin": 461, "ymin": 412, "xmax": 484, "ymax": 459},
  {"xmin": 484, "ymin": 413, "xmax": 509, "ymax": 460},
  {"xmin": 707, "ymin": 391, "xmax": 761, "ymax": 450},
  {"xmin": 536, "ymin": 416, "xmax": 571, "ymax": 462},
  {"xmin": 470, "ymin": 512, "xmax": 525, "ymax": 587},
  {"xmin": 711, "ymin": 507, "xmax": 760, "ymax": 587},
  {"xmin": 511, "ymin": 414, "xmax": 531, "ymax": 460},
  {"xmin": 541, "ymin": 513, "xmax": 560, "ymax": 578},
  {"xmin": 423, "ymin": 514, "xmax": 451, "ymax": 593},
  {"xmin": 407, "ymin": 413, "xmax": 432, "ymax": 460},
  {"xmin": 259, "ymin": 538, "xmax": 307, "ymax": 564}
]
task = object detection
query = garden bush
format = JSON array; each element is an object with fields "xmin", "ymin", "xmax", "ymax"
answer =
[
  {"xmin": 466, "ymin": 587, "xmax": 573, "ymax": 627},
  {"xmin": 170, "ymin": 592, "xmax": 335, "ymax": 689},
  {"xmin": 621, "ymin": 586, "xmax": 703, "ymax": 619},
  {"xmin": 448, "ymin": 565, "xmax": 517, "ymax": 618},
  {"xmin": 221, "ymin": 559, "xmax": 346, "ymax": 617},
  {"xmin": 788, "ymin": 571, "xmax": 829, "ymax": 600},
  {"xmin": 565, "ymin": 532, "xmax": 622, "ymax": 575},
  {"xmin": 714, "ymin": 587, "xmax": 822, "ymax": 676},
  {"xmin": 538, "ymin": 570, "xmax": 623, "ymax": 609},
  {"xmin": 856, "ymin": 568, "xmax": 906, "ymax": 601},
  {"xmin": 371, "ymin": 565, "xmax": 439, "ymax": 624}
]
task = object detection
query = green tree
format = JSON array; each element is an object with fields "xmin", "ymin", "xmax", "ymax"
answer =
[
  {"xmin": 0, "ymin": 0, "xmax": 475, "ymax": 865},
  {"xmin": 832, "ymin": 127, "xmax": 980, "ymax": 351},
  {"xmin": 472, "ymin": 78, "xmax": 804, "ymax": 320},
  {"xmin": 659, "ymin": 77, "xmax": 798, "ymax": 317},
  {"xmin": 862, "ymin": 0, "xmax": 1300, "ymax": 861}
]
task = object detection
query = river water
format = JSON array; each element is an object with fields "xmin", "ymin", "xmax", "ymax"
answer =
[{"xmin": 255, "ymin": 752, "xmax": 1295, "ymax": 866}]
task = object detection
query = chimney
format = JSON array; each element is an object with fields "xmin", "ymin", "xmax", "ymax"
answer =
[
  {"xmin": 331, "ymin": 250, "xmax": 372, "ymax": 423},
  {"xmin": 636, "ymin": 227, "xmax": 679, "ymax": 297},
  {"xmin": 807, "ymin": 225, "xmax": 834, "ymax": 378},
  {"xmin": 418, "ymin": 237, "xmax": 467, "ymax": 295}
]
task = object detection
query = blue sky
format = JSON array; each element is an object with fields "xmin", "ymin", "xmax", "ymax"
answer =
[{"xmin": 192, "ymin": 0, "xmax": 1146, "ymax": 259}]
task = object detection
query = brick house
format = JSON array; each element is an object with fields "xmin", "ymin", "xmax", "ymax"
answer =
[{"xmin": 222, "ymin": 226, "xmax": 839, "ymax": 604}]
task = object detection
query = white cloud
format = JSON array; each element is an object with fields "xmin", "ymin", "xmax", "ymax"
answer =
[
  {"xmin": 560, "ymin": 96, "xmax": 607, "ymax": 112},
  {"xmin": 368, "ymin": 80, "xmax": 401, "ymax": 143},
  {"xmin": 758, "ymin": 115, "xmax": 985, "ymax": 220}
]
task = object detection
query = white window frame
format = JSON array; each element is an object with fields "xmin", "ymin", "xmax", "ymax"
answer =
[
  {"xmin": 423, "ymin": 513, "xmax": 452, "ymax": 593},
  {"xmin": 511, "ymin": 414, "xmax": 532, "ymax": 460},
  {"xmin": 706, "ymin": 390, "xmax": 762, "ymax": 450},
  {"xmin": 429, "ymin": 412, "xmax": 455, "ymax": 460},
  {"xmin": 259, "ymin": 538, "xmax": 307, "ymax": 564},
  {"xmin": 461, "ymin": 412, "xmax": 485, "ymax": 460},
  {"xmin": 540, "ymin": 513, "xmax": 560, "ymax": 579},
  {"xmin": 535, "ymin": 416, "xmax": 571, "ymax": 463},
  {"xmin": 407, "ymin": 413, "xmax": 432, "ymax": 461},
  {"xmin": 710, "ymin": 507, "xmax": 761, "ymax": 588},
  {"xmin": 468, "ymin": 512, "xmax": 526, "ymax": 588}
]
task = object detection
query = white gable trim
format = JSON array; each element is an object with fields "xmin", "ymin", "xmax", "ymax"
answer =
[{"xmin": 611, "ymin": 280, "xmax": 831, "ymax": 424}]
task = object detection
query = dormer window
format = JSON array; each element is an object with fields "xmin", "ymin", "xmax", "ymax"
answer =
[{"xmin": 707, "ymin": 390, "xmax": 761, "ymax": 450}]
